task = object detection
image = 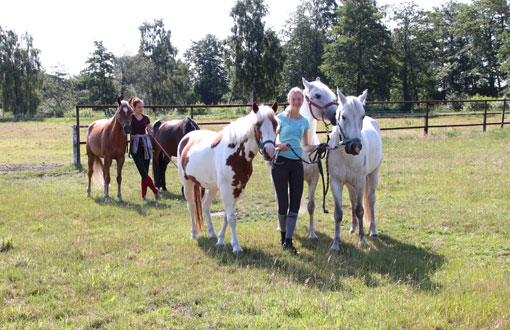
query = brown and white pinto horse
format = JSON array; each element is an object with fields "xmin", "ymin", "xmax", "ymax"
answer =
[
  {"xmin": 151, "ymin": 117, "xmax": 200, "ymax": 191},
  {"xmin": 86, "ymin": 96, "xmax": 133, "ymax": 202},
  {"xmin": 177, "ymin": 103, "xmax": 278, "ymax": 253}
]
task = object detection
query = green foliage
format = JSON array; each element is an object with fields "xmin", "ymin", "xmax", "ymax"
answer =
[
  {"xmin": 80, "ymin": 41, "xmax": 117, "ymax": 113},
  {"xmin": 0, "ymin": 26, "xmax": 42, "ymax": 118},
  {"xmin": 185, "ymin": 34, "xmax": 229, "ymax": 105},
  {"xmin": 224, "ymin": 0, "xmax": 284, "ymax": 102},
  {"xmin": 322, "ymin": 0, "xmax": 396, "ymax": 100},
  {"xmin": 138, "ymin": 19, "xmax": 192, "ymax": 104}
]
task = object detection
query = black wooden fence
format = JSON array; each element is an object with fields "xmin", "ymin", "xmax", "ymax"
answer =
[{"xmin": 72, "ymin": 99, "xmax": 508, "ymax": 167}]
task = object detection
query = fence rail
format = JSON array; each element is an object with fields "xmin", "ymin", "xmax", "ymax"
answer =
[{"xmin": 73, "ymin": 99, "xmax": 508, "ymax": 167}]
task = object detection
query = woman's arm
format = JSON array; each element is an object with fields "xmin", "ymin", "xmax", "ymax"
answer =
[{"xmin": 145, "ymin": 123, "xmax": 153, "ymax": 135}]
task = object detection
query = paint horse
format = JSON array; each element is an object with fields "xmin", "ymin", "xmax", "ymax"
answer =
[
  {"xmin": 298, "ymin": 78, "xmax": 338, "ymax": 239},
  {"xmin": 178, "ymin": 103, "xmax": 278, "ymax": 253},
  {"xmin": 86, "ymin": 96, "xmax": 133, "ymax": 202},
  {"xmin": 151, "ymin": 117, "xmax": 200, "ymax": 191},
  {"xmin": 327, "ymin": 89, "xmax": 383, "ymax": 250}
]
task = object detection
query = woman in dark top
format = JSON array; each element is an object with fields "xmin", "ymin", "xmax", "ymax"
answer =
[{"xmin": 129, "ymin": 97, "xmax": 159, "ymax": 201}]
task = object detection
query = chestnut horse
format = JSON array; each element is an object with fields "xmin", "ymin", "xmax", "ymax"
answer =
[
  {"xmin": 86, "ymin": 96, "xmax": 134, "ymax": 202},
  {"xmin": 177, "ymin": 103, "xmax": 278, "ymax": 253},
  {"xmin": 151, "ymin": 117, "xmax": 200, "ymax": 191}
]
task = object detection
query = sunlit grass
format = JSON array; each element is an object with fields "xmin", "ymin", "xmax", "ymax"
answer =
[{"xmin": 0, "ymin": 118, "xmax": 509, "ymax": 329}]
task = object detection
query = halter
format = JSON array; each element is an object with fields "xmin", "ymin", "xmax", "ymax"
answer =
[
  {"xmin": 337, "ymin": 124, "xmax": 361, "ymax": 146},
  {"xmin": 254, "ymin": 127, "xmax": 275, "ymax": 158},
  {"xmin": 305, "ymin": 95, "xmax": 338, "ymax": 123}
]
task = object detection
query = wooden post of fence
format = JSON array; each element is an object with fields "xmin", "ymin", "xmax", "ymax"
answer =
[
  {"xmin": 501, "ymin": 98, "xmax": 507, "ymax": 128},
  {"xmin": 424, "ymin": 102, "xmax": 429, "ymax": 136},
  {"xmin": 190, "ymin": 107, "xmax": 194, "ymax": 119},
  {"xmin": 483, "ymin": 100, "xmax": 487, "ymax": 132},
  {"xmin": 74, "ymin": 105, "xmax": 81, "ymax": 167}
]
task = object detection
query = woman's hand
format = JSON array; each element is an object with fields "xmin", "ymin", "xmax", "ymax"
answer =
[
  {"xmin": 146, "ymin": 125, "xmax": 153, "ymax": 135},
  {"xmin": 277, "ymin": 143, "xmax": 289, "ymax": 151}
]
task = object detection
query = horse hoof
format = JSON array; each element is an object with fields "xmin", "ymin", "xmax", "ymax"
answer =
[
  {"xmin": 104, "ymin": 197, "xmax": 110, "ymax": 203},
  {"xmin": 369, "ymin": 232, "xmax": 379, "ymax": 237},
  {"xmin": 216, "ymin": 240, "xmax": 225, "ymax": 246},
  {"xmin": 349, "ymin": 228, "xmax": 356, "ymax": 234},
  {"xmin": 330, "ymin": 244, "xmax": 340, "ymax": 251},
  {"xmin": 309, "ymin": 234, "xmax": 318, "ymax": 240},
  {"xmin": 86, "ymin": 192, "xmax": 91, "ymax": 198},
  {"xmin": 233, "ymin": 249, "xmax": 244, "ymax": 256},
  {"xmin": 209, "ymin": 233, "xmax": 217, "ymax": 239},
  {"xmin": 359, "ymin": 240, "xmax": 369, "ymax": 247}
]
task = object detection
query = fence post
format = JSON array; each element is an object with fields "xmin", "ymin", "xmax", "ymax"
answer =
[
  {"xmin": 424, "ymin": 102, "xmax": 429, "ymax": 136},
  {"xmin": 502, "ymin": 98, "xmax": 507, "ymax": 129},
  {"xmin": 483, "ymin": 100, "xmax": 487, "ymax": 132},
  {"xmin": 190, "ymin": 106, "xmax": 194, "ymax": 119},
  {"xmin": 75, "ymin": 105, "xmax": 81, "ymax": 168}
]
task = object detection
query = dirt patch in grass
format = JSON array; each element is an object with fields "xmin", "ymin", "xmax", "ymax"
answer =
[{"xmin": 0, "ymin": 163, "xmax": 63, "ymax": 172}]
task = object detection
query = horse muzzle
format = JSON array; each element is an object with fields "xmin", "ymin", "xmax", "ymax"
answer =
[
  {"xmin": 262, "ymin": 145, "xmax": 275, "ymax": 161},
  {"xmin": 123, "ymin": 126, "xmax": 131, "ymax": 135},
  {"xmin": 345, "ymin": 142, "xmax": 362, "ymax": 155}
]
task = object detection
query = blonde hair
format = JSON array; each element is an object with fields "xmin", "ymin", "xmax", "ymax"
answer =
[{"xmin": 285, "ymin": 87, "xmax": 304, "ymax": 120}]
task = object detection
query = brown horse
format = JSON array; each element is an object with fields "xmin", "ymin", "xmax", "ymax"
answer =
[
  {"xmin": 86, "ymin": 96, "xmax": 134, "ymax": 202},
  {"xmin": 151, "ymin": 117, "xmax": 200, "ymax": 191}
]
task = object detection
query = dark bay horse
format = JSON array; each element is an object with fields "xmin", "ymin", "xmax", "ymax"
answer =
[
  {"xmin": 151, "ymin": 117, "xmax": 200, "ymax": 191},
  {"xmin": 86, "ymin": 96, "xmax": 134, "ymax": 202}
]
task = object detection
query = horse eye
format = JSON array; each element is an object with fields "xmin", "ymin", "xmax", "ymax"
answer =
[
  {"xmin": 342, "ymin": 115, "xmax": 346, "ymax": 121},
  {"xmin": 315, "ymin": 94, "xmax": 321, "ymax": 99}
]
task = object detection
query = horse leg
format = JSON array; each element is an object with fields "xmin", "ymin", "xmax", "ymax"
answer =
[
  {"xmin": 365, "ymin": 168, "xmax": 380, "ymax": 237},
  {"xmin": 103, "ymin": 157, "xmax": 112, "ymax": 202},
  {"xmin": 153, "ymin": 150, "xmax": 161, "ymax": 189},
  {"xmin": 161, "ymin": 157, "xmax": 169, "ymax": 191},
  {"xmin": 265, "ymin": 160, "xmax": 280, "ymax": 231},
  {"xmin": 202, "ymin": 188, "xmax": 218, "ymax": 238},
  {"xmin": 329, "ymin": 178, "xmax": 344, "ymax": 251},
  {"xmin": 354, "ymin": 180, "xmax": 368, "ymax": 247},
  {"xmin": 348, "ymin": 185, "xmax": 358, "ymax": 234},
  {"xmin": 87, "ymin": 153, "xmax": 94, "ymax": 198},
  {"xmin": 306, "ymin": 173, "xmax": 319, "ymax": 240},
  {"xmin": 116, "ymin": 156, "xmax": 125, "ymax": 202},
  {"xmin": 220, "ymin": 189, "xmax": 242, "ymax": 254},
  {"xmin": 182, "ymin": 180, "xmax": 198, "ymax": 239},
  {"xmin": 216, "ymin": 214, "xmax": 227, "ymax": 247}
]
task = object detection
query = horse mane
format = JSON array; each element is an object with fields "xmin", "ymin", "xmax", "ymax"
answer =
[{"xmin": 223, "ymin": 105, "xmax": 274, "ymax": 145}]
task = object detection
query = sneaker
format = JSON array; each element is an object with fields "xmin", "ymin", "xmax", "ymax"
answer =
[
  {"xmin": 142, "ymin": 196, "xmax": 148, "ymax": 202},
  {"xmin": 155, "ymin": 192, "xmax": 160, "ymax": 201},
  {"xmin": 283, "ymin": 238, "xmax": 298, "ymax": 254}
]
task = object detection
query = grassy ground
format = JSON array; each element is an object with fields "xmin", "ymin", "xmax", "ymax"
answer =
[{"xmin": 0, "ymin": 115, "xmax": 509, "ymax": 329}]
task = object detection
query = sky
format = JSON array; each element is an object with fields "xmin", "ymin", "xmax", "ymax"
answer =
[{"xmin": 0, "ymin": 0, "xmax": 463, "ymax": 76}]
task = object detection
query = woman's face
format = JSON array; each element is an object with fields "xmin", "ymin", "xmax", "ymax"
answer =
[
  {"xmin": 288, "ymin": 92, "xmax": 303, "ymax": 109},
  {"xmin": 134, "ymin": 102, "xmax": 144, "ymax": 115}
]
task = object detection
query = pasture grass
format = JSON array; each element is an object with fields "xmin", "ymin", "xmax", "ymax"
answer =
[{"xmin": 0, "ymin": 117, "xmax": 509, "ymax": 329}]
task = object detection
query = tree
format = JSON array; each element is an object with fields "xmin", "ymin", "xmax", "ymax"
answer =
[
  {"xmin": 185, "ymin": 34, "xmax": 229, "ymax": 104},
  {"xmin": 321, "ymin": 0, "xmax": 396, "ymax": 100},
  {"xmin": 0, "ymin": 27, "xmax": 42, "ymax": 117},
  {"xmin": 114, "ymin": 54, "xmax": 151, "ymax": 100},
  {"xmin": 224, "ymin": 0, "xmax": 284, "ymax": 102},
  {"xmin": 138, "ymin": 19, "xmax": 191, "ymax": 104},
  {"xmin": 81, "ymin": 40, "xmax": 117, "ymax": 110},
  {"xmin": 40, "ymin": 68, "xmax": 77, "ymax": 116},
  {"xmin": 391, "ymin": 3, "xmax": 438, "ymax": 102}
]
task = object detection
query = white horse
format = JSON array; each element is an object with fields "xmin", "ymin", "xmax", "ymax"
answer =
[
  {"xmin": 177, "ymin": 103, "xmax": 278, "ymax": 253},
  {"xmin": 327, "ymin": 89, "xmax": 383, "ymax": 250},
  {"xmin": 268, "ymin": 78, "xmax": 338, "ymax": 239}
]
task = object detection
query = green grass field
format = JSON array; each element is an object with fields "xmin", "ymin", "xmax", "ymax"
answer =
[{"xmin": 0, "ymin": 115, "xmax": 509, "ymax": 329}]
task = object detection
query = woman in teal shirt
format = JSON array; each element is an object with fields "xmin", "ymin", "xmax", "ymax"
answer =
[{"xmin": 272, "ymin": 87, "xmax": 322, "ymax": 254}]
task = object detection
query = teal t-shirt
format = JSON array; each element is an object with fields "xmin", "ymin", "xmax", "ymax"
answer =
[{"xmin": 276, "ymin": 112, "xmax": 310, "ymax": 160}]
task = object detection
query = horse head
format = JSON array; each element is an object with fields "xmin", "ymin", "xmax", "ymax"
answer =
[
  {"xmin": 253, "ymin": 102, "xmax": 278, "ymax": 161},
  {"xmin": 302, "ymin": 77, "xmax": 338, "ymax": 125},
  {"xmin": 336, "ymin": 88, "xmax": 367, "ymax": 156},
  {"xmin": 116, "ymin": 96, "xmax": 134, "ymax": 135}
]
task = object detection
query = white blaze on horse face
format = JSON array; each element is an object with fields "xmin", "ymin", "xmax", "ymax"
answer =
[
  {"xmin": 259, "ymin": 116, "xmax": 276, "ymax": 159},
  {"xmin": 338, "ymin": 90, "xmax": 366, "ymax": 140},
  {"xmin": 123, "ymin": 107, "xmax": 128, "ymax": 113}
]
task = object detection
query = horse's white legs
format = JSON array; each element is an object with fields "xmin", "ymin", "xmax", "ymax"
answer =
[
  {"xmin": 365, "ymin": 169, "xmax": 380, "ymax": 237},
  {"xmin": 202, "ymin": 188, "xmax": 218, "ymax": 238},
  {"xmin": 216, "ymin": 214, "xmax": 227, "ymax": 247},
  {"xmin": 348, "ymin": 185, "xmax": 358, "ymax": 234},
  {"xmin": 353, "ymin": 182, "xmax": 368, "ymax": 247},
  {"xmin": 183, "ymin": 180, "xmax": 198, "ymax": 240},
  {"xmin": 329, "ymin": 179, "xmax": 344, "ymax": 251},
  {"xmin": 220, "ymin": 190, "xmax": 242, "ymax": 253},
  {"xmin": 306, "ymin": 174, "xmax": 319, "ymax": 239}
]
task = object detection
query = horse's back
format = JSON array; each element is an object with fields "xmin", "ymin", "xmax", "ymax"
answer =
[
  {"xmin": 154, "ymin": 118, "xmax": 200, "ymax": 157},
  {"xmin": 362, "ymin": 116, "xmax": 383, "ymax": 172}
]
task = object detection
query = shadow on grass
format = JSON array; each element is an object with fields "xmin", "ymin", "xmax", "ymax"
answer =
[
  {"xmin": 197, "ymin": 231, "xmax": 443, "ymax": 293},
  {"xmin": 91, "ymin": 196, "xmax": 172, "ymax": 215}
]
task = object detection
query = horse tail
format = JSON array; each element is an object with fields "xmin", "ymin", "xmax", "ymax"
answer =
[
  {"xmin": 192, "ymin": 183, "xmax": 204, "ymax": 233},
  {"xmin": 86, "ymin": 124, "xmax": 104, "ymax": 187},
  {"xmin": 186, "ymin": 117, "xmax": 200, "ymax": 131}
]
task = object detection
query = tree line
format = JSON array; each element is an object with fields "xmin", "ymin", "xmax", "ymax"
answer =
[{"xmin": 0, "ymin": 0, "xmax": 509, "ymax": 118}]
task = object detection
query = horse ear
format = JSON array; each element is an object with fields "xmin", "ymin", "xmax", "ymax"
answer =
[
  {"xmin": 302, "ymin": 77, "xmax": 312, "ymax": 91},
  {"xmin": 252, "ymin": 102, "xmax": 259, "ymax": 114},
  {"xmin": 116, "ymin": 96, "xmax": 121, "ymax": 105},
  {"xmin": 359, "ymin": 89, "xmax": 368, "ymax": 105},
  {"xmin": 337, "ymin": 88, "xmax": 348, "ymax": 106},
  {"xmin": 315, "ymin": 77, "xmax": 321, "ymax": 82},
  {"xmin": 271, "ymin": 102, "xmax": 278, "ymax": 113}
]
